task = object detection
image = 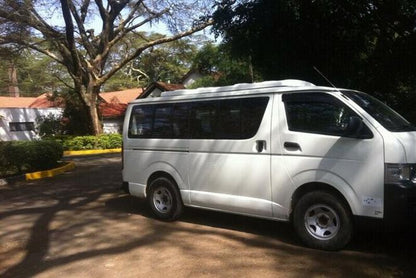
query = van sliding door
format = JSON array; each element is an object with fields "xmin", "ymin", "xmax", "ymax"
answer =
[{"xmin": 188, "ymin": 96, "xmax": 273, "ymax": 217}]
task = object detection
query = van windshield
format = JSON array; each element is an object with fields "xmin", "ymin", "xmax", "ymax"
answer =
[{"xmin": 342, "ymin": 91, "xmax": 416, "ymax": 132}]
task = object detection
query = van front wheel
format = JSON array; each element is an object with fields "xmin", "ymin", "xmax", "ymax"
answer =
[
  {"xmin": 148, "ymin": 177, "xmax": 183, "ymax": 221},
  {"xmin": 293, "ymin": 191, "xmax": 352, "ymax": 251}
]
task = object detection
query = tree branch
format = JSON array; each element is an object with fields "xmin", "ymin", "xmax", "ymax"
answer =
[
  {"xmin": 80, "ymin": 0, "xmax": 90, "ymax": 23},
  {"xmin": 102, "ymin": 7, "xmax": 170, "ymax": 64},
  {"xmin": 99, "ymin": 19, "xmax": 214, "ymax": 85},
  {"xmin": 67, "ymin": 0, "xmax": 96, "ymax": 58},
  {"xmin": 59, "ymin": 0, "xmax": 75, "ymax": 47}
]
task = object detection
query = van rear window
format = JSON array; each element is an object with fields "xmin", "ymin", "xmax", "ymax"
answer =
[{"xmin": 128, "ymin": 97, "xmax": 269, "ymax": 139}]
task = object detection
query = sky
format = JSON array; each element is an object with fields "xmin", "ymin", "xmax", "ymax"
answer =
[
  {"xmin": 41, "ymin": 1, "xmax": 215, "ymax": 38},
  {"xmin": 46, "ymin": 9, "xmax": 170, "ymax": 35}
]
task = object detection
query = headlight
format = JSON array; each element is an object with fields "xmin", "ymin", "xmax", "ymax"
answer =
[{"xmin": 385, "ymin": 164, "xmax": 416, "ymax": 185}]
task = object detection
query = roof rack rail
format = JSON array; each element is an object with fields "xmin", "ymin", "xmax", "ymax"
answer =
[{"xmin": 161, "ymin": 79, "xmax": 315, "ymax": 97}]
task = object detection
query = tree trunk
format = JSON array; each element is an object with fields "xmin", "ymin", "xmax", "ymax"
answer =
[
  {"xmin": 82, "ymin": 84, "xmax": 103, "ymax": 135},
  {"xmin": 8, "ymin": 62, "xmax": 20, "ymax": 97},
  {"xmin": 89, "ymin": 100, "xmax": 103, "ymax": 135}
]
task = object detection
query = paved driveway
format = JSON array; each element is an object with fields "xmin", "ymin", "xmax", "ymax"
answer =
[{"xmin": 0, "ymin": 154, "xmax": 415, "ymax": 277}]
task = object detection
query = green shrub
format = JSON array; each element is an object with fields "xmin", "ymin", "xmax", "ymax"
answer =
[
  {"xmin": 0, "ymin": 142, "xmax": 11, "ymax": 175},
  {"xmin": 63, "ymin": 136, "xmax": 98, "ymax": 150},
  {"xmin": 97, "ymin": 134, "xmax": 122, "ymax": 149},
  {"xmin": 55, "ymin": 134, "xmax": 122, "ymax": 151},
  {"xmin": 0, "ymin": 140, "xmax": 63, "ymax": 176},
  {"xmin": 36, "ymin": 113, "xmax": 64, "ymax": 138}
]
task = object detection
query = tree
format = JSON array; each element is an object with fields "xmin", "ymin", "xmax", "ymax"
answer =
[
  {"xmin": 212, "ymin": 0, "xmax": 416, "ymax": 121},
  {"xmin": 103, "ymin": 35, "xmax": 199, "ymax": 91},
  {"xmin": 134, "ymin": 38, "xmax": 198, "ymax": 84},
  {"xmin": 189, "ymin": 42, "xmax": 257, "ymax": 88},
  {"xmin": 0, "ymin": 0, "xmax": 213, "ymax": 134},
  {"xmin": 0, "ymin": 50, "xmax": 71, "ymax": 96},
  {"xmin": 36, "ymin": 113, "xmax": 64, "ymax": 138},
  {"xmin": 0, "ymin": 46, "xmax": 23, "ymax": 97}
]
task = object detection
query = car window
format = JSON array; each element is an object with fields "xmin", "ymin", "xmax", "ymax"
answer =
[{"xmin": 283, "ymin": 93, "xmax": 359, "ymax": 137}]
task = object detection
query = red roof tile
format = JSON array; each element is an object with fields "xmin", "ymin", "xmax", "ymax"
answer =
[
  {"xmin": 0, "ymin": 93, "xmax": 63, "ymax": 108},
  {"xmin": 0, "ymin": 96, "xmax": 37, "ymax": 108},
  {"xmin": 100, "ymin": 88, "xmax": 143, "ymax": 104},
  {"xmin": 29, "ymin": 93, "xmax": 64, "ymax": 108},
  {"xmin": 99, "ymin": 102, "xmax": 127, "ymax": 118}
]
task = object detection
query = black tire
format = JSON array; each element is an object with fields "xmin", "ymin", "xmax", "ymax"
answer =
[
  {"xmin": 293, "ymin": 191, "xmax": 353, "ymax": 251},
  {"xmin": 147, "ymin": 177, "xmax": 183, "ymax": 221}
]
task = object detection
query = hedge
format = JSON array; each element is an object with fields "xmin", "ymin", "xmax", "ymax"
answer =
[
  {"xmin": 0, "ymin": 140, "xmax": 63, "ymax": 177},
  {"xmin": 54, "ymin": 134, "xmax": 122, "ymax": 151},
  {"xmin": 0, "ymin": 134, "xmax": 122, "ymax": 177}
]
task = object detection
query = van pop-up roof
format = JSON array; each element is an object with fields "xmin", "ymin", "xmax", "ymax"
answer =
[{"xmin": 161, "ymin": 79, "xmax": 315, "ymax": 97}]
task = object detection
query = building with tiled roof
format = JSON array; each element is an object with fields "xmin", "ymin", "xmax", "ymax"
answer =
[
  {"xmin": 29, "ymin": 93, "xmax": 64, "ymax": 108},
  {"xmin": 0, "ymin": 96, "xmax": 37, "ymax": 108},
  {"xmin": 139, "ymin": 81, "xmax": 185, "ymax": 98},
  {"xmin": 99, "ymin": 88, "xmax": 143, "ymax": 104},
  {"xmin": 0, "ymin": 93, "xmax": 63, "ymax": 109},
  {"xmin": 98, "ymin": 88, "xmax": 142, "ymax": 133},
  {"xmin": 0, "ymin": 79, "xmax": 193, "ymax": 139},
  {"xmin": 0, "ymin": 94, "xmax": 63, "ymax": 141}
]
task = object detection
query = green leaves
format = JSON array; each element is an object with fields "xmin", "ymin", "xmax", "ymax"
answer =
[
  {"xmin": 57, "ymin": 134, "xmax": 122, "ymax": 150},
  {"xmin": 212, "ymin": 0, "xmax": 416, "ymax": 123},
  {"xmin": 0, "ymin": 140, "xmax": 63, "ymax": 176}
]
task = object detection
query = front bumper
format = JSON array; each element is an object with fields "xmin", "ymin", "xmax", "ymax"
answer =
[
  {"xmin": 121, "ymin": 181, "xmax": 130, "ymax": 194},
  {"xmin": 384, "ymin": 183, "xmax": 416, "ymax": 226}
]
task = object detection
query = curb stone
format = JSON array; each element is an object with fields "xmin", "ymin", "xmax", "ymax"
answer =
[
  {"xmin": 25, "ymin": 161, "xmax": 76, "ymax": 180},
  {"xmin": 0, "ymin": 161, "xmax": 76, "ymax": 185},
  {"xmin": 63, "ymin": 148, "xmax": 121, "ymax": 156},
  {"xmin": 1, "ymin": 149, "xmax": 121, "ymax": 185}
]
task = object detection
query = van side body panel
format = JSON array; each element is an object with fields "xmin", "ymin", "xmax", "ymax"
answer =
[{"xmin": 272, "ymin": 93, "xmax": 385, "ymax": 219}]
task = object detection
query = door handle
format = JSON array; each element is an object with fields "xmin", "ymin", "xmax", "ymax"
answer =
[
  {"xmin": 284, "ymin": 142, "xmax": 301, "ymax": 151},
  {"xmin": 256, "ymin": 140, "xmax": 266, "ymax": 152}
]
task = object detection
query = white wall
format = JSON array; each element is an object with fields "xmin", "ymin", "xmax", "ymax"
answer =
[
  {"xmin": 183, "ymin": 72, "xmax": 203, "ymax": 88},
  {"xmin": 103, "ymin": 118, "xmax": 123, "ymax": 134},
  {"xmin": 0, "ymin": 108, "xmax": 63, "ymax": 141}
]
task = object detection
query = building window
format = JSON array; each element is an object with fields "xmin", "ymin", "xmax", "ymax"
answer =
[{"xmin": 9, "ymin": 122, "xmax": 35, "ymax": 132}]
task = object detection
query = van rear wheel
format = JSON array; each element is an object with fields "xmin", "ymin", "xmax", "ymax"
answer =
[
  {"xmin": 293, "ymin": 191, "xmax": 352, "ymax": 251},
  {"xmin": 148, "ymin": 177, "xmax": 183, "ymax": 221}
]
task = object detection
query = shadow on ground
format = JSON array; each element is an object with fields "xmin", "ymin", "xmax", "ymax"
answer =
[{"xmin": 0, "ymin": 154, "xmax": 414, "ymax": 277}]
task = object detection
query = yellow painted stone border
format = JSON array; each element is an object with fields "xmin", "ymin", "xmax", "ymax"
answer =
[
  {"xmin": 25, "ymin": 162, "xmax": 76, "ymax": 180},
  {"xmin": 63, "ymin": 148, "xmax": 121, "ymax": 156}
]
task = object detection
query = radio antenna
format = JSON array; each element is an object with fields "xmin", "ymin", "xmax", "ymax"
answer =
[{"xmin": 313, "ymin": 66, "xmax": 337, "ymax": 88}]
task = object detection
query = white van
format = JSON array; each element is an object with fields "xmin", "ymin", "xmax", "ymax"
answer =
[{"xmin": 122, "ymin": 80, "xmax": 416, "ymax": 250}]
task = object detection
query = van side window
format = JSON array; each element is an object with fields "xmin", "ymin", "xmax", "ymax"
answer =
[
  {"xmin": 190, "ymin": 97, "xmax": 269, "ymax": 139},
  {"xmin": 283, "ymin": 93, "xmax": 358, "ymax": 137},
  {"xmin": 191, "ymin": 101, "xmax": 217, "ymax": 139},
  {"xmin": 128, "ymin": 105, "xmax": 153, "ymax": 137},
  {"xmin": 242, "ymin": 97, "xmax": 269, "ymax": 138},
  {"xmin": 128, "ymin": 97, "xmax": 269, "ymax": 139},
  {"xmin": 153, "ymin": 105, "xmax": 173, "ymax": 138},
  {"xmin": 172, "ymin": 103, "xmax": 190, "ymax": 138},
  {"xmin": 217, "ymin": 99, "xmax": 241, "ymax": 139}
]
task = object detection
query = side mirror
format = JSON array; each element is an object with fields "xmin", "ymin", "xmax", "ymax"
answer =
[
  {"xmin": 344, "ymin": 116, "xmax": 372, "ymax": 139},
  {"xmin": 345, "ymin": 116, "xmax": 362, "ymax": 135}
]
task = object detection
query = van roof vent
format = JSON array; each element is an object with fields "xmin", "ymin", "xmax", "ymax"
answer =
[{"xmin": 161, "ymin": 79, "xmax": 315, "ymax": 97}]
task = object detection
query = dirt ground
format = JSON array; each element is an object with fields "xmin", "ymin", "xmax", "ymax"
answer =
[{"xmin": 0, "ymin": 154, "xmax": 415, "ymax": 278}]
